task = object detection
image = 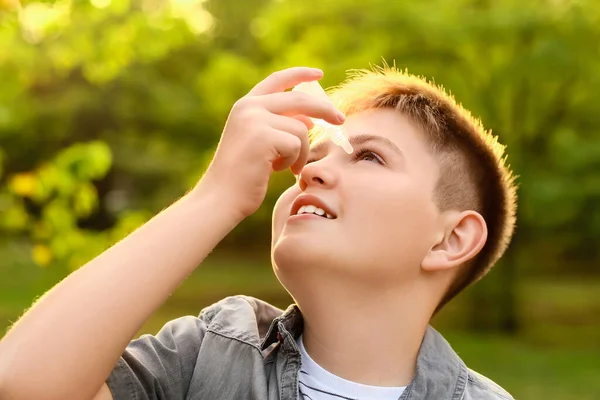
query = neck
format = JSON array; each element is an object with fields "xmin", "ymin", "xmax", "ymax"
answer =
[{"xmin": 295, "ymin": 278, "xmax": 435, "ymax": 387}]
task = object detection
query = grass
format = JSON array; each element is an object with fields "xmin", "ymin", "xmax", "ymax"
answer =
[
  {"xmin": 446, "ymin": 330, "xmax": 600, "ymax": 399},
  {"xmin": 1, "ymin": 245, "xmax": 599, "ymax": 399}
]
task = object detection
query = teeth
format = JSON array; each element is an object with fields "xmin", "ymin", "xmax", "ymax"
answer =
[{"xmin": 296, "ymin": 204, "xmax": 334, "ymax": 219}]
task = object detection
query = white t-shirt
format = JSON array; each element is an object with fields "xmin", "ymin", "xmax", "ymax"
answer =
[{"xmin": 297, "ymin": 335, "xmax": 406, "ymax": 400}]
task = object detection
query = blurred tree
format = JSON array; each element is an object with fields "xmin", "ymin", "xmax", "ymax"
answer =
[{"xmin": 1, "ymin": 0, "xmax": 600, "ymax": 331}]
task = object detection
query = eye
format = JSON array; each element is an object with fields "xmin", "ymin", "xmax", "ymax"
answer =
[
  {"xmin": 304, "ymin": 148, "xmax": 384, "ymax": 166},
  {"xmin": 353, "ymin": 148, "xmax": 384, "ymax": 164}
]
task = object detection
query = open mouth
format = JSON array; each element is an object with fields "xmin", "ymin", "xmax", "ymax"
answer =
[
  {"xmin": 295, "ymin": 205, "xmax": 335, "ymax": 219},
  {"xmin": 290, "ymin": 194, "xmax": 338, "ymax": 220}
]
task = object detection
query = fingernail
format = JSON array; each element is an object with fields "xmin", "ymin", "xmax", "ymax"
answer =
[
  {"xmin": 336, "ymin": 111, "xmax": 346, "ymax": 123},
  {"xmin": 311, "ymin": 68, "xmax": 324, "ymax": 75}
]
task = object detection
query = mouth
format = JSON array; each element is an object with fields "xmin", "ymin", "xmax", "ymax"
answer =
[{"xmin": 290, "ymin": 194, "xmax": 337, "ymax": 220}]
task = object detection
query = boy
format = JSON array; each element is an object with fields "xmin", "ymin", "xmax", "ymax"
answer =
[{"xmin": 0, "ymin": 65, "xmax": 517, "ymax": 400}]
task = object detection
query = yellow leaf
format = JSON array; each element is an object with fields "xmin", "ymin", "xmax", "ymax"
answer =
[
  {"xmin": 0, "ymin": 0, "xmax": 20, "ymax": 12},
  {"xmin": 32, "ymin": 244, "xmax": 52, "ymax": 267},
  {"xmin": 10, "ymin": 173, "xmax": 37, "ymax": 197}
]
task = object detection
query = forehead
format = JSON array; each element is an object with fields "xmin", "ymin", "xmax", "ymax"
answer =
[{"xmin": 309, "ymin": 108, "xmax": 425, "ymax": 151}]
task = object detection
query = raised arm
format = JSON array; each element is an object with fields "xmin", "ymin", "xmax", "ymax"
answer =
[{"xmin": 0, "ymin": 66, "xmax": 344, "ymax": 400}]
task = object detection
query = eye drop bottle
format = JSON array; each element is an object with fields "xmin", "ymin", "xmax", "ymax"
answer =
[{"xmin": 292, "ymin": 81, "xmax": 353, "ymax": 154}]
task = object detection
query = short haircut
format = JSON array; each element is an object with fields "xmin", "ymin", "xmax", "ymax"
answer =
[{"xmin": 320, "ymin": 63, "xmax": 518, "ymax": 313}]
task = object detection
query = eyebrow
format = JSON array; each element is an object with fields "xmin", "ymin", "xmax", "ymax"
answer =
[{"xmin": 310, "ymin": 133, "xmax": 403, "ymax": 157}]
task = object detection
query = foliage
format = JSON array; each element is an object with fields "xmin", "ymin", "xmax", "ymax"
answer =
[{"xmin": 1, "ymin": 0, "xmax": 600, "ymax": 326}]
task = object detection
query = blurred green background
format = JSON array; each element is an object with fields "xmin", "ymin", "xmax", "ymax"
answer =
[{"xmin": 1, "ymin": 0, "xmax": 599, "ymax": 398}]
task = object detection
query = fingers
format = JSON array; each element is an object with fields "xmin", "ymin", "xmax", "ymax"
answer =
[
  {"xmin": 292, "ymin": 115, "xmax": 315, "ymax": 131},
  {"xmin": 269, "ymin": 115, "xmax": 311, "ymax": 175},
  {"xmin": 241, "ymin": 67, "xmax": 343, "ymax": 175},
  {"xmin": 271, "ymin": 130, "xmax": 302, "ymax": 172},
  {"xmin": 259, "ymin": 91, "xmax": 346, "ymax": 126},
  {"xmin": 248, "ymin": 67, "xmax": 324, "ymax": 96}
]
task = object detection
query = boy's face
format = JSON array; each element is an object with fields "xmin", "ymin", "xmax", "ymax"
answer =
[{"xmin": 271, "ymin": 108, "xmax": 442, "ymax": 293}]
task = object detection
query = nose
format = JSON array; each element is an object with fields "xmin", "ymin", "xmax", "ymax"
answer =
[{"xmin": 298, "ymin": 158, "xmax": 338, "ymax": 191}]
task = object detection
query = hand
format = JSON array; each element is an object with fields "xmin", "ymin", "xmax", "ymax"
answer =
[{"xmin": 196, "ymin": 67, "xmax": 346, "ymax": 219}]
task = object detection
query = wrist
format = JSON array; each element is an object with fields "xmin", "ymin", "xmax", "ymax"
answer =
[{"xmin": 185, "ymin": 180, "xmax": 247, "ymax": 228}]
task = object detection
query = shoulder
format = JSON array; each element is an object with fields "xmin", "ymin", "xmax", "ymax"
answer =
[
  {"xmin": 465, "ymin": 368, "xmax": 514, "ymax": 400},
  {"xmin": 200, "ymin": 295, "xmax": 284, "ymax": 323},
  {"xmin": 416, "ymin": 326, "xmax": 514, "ymax": 400},
  {"xmin": 199, "ymin": 295, "xmax": 284, "ymax": 345}
]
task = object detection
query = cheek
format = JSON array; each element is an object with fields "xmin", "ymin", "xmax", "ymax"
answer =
[
  {"xmin": 272, "ymin": 186, "xmax": 299, "ymax": 232},
  {"xmin": 347, "ymin": 183, "xmax": 437, "ymax": 247}
]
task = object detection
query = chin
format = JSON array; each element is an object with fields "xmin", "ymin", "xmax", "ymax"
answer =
[
  {"xmin": 271, "ymin": 234, "xmax": 339, "ymax": 276},
  {"xmin": 271, "ymin": 238, "xmax": 340, "ymax": 304}
]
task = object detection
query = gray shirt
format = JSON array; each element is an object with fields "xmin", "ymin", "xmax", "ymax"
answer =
[{"xmin": 106, "ymin": 296, "xmax": 513, "ymax": 399}]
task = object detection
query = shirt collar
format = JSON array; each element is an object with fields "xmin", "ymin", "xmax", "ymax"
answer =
[
  {"xmin": 260, "ymin": 305, "xmax": 467, "ymax": 400},
  {"xmin": 261, "ymin": 304, "xmax": 303, "ymax": 349}
]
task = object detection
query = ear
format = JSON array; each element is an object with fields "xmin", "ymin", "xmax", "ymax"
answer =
[{"xmin": 421, "ymin": 210, "xmax": 488, "ymax": 272}]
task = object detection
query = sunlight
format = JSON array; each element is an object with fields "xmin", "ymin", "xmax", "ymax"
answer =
[
  {"xmin": 19, "ymin": 1, "xmax": 70, "ymax": 44},
  {"xmin": 169, "ymin": 0, "xmax": 213, "ymax": 34},
  {"xmin": 90, "ymin": 0, "xmax": 111, "ymax": 9}
]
